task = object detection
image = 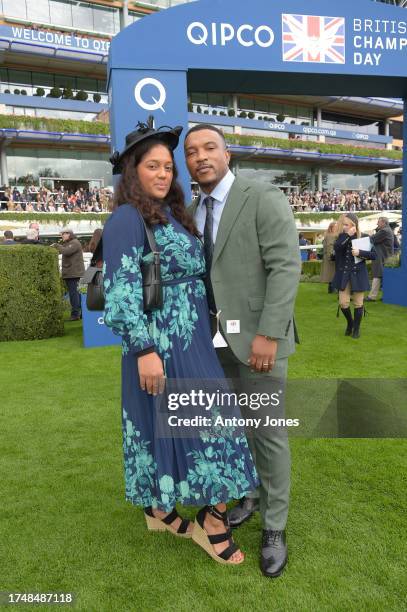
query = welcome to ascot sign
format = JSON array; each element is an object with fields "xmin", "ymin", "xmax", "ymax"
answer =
[
  {"xmin": 0, "ymin": 25, "xmax": 110, "ymax": 53},
  {"xmin": 108, "ymin": 0, "xmax": 407, "ymax": 306}
]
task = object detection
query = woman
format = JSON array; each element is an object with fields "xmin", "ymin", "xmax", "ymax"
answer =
[
  {"xmin": 320, "ymin": 221, "xmax": 337, "ymax": 293},
  {"xmin": 332, "ymin": 213, "xmax": 376, "ymax": 339},
  {"xmin": 103, "ymin": 119, "xmax": 258, "ymax": 565},
  {"xmin": 87, "ymin": 228, "xmax": 102, "ymax": 254}
]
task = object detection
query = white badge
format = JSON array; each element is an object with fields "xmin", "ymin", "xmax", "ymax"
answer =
[
  {"xmin": 212, "ymin": 310, "xmax": 228, "ymax": 348},
  {"xmin": 226, "ymin": 320, "xmax": 240, "ymax": 334}
]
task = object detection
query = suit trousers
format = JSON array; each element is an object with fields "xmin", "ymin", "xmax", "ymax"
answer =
[
  {"xmin": 65, "ymin": 277, "xmax": 81, "ymax": 317},
  {"xmin": 368, "ymin": 277, "xmax": 381, "ymax": 300},
  {"xmin": 211, "ymin": 316, "xmax": 290, "ymax": 530}
]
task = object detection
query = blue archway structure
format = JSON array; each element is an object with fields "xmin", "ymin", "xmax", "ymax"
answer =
[{"xmin": 108, "ymin": 0, "xmax": 407, "ymax": 307}]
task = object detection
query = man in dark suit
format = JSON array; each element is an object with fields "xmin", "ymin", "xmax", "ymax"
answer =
[
  {"xmin": 184, "ymin": 124, "xmax": 300, "ymax": 577},
  {"xmin": 2, "ymin": 230, "xmax": 16, "ymax": 245},
  {"xmin": 0, "ymin": 186, "xmax": 6, "ymax": 211},
  {"xmin": 389, "ymin": 222, "xmax": 400, "ymax": 252},
  {"xmin": 366, "ymin": 217, "xmax": 394, "ymax": 301},
  {"xmin": 21, "ymin": 229, "xmax": 43, "ymax": 245}
]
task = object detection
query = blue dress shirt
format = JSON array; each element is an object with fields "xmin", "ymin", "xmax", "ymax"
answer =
[{"xmin": 195, "ymin": 170, "xmax": 235, "ymax": 243}]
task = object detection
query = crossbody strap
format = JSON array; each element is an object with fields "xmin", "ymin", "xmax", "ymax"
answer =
[
  {"xmin": 139, "ymin": 214, "xmax": 159, "ymax": 254},
  {"xmin": 90, "ymin": 207, "xmax": 158, "ymax": 266}
]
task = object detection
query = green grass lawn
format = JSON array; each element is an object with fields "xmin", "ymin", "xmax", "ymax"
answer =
[{"xmin": 1, "ymin": 284, "xmax": 407, "ymax": 611}]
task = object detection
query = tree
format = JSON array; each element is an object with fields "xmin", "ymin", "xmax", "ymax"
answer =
[
  {"xmin": 75, "ymin": 90, "xmax": 89, "ymax": 101},
  {"xmin": 39, "ymin": 168, "xmax": 60, "ymax": 178},
  {"xmin": 49, "ymin": 87, "xmax": 62, "ymax": 98},
  {"xmin": 62, "ymin": 88, "xmax": 74, "ymax": 99}
]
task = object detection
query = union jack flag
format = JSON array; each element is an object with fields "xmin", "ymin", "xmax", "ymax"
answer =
[{"xmin": 282, "ymin": 14, "xmax": 345, "ymax": 64}]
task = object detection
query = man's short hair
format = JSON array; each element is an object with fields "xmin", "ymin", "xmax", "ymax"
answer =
[
  {"xmin": 185, "ymin": 123, "xmax": 227, "ymax": 147},
  {"xmin": 4, "ymin": 230, "xmax": 13, "ymax": 239},
  {"xmin": 379, "ymin": 216, "xmax": 389, "ymax": 225}
]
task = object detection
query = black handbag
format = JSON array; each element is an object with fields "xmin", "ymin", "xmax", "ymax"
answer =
[
  {"xmin": 83, "ymin": 237, "xmax": 104, "ymax": 311},
  {"xmin": 139, "ymin": 221, "xmax": 163, "ymax": 313},
  {"xmin": 83, "ymin": 215, "xmax": 162, "ymax": 313}
]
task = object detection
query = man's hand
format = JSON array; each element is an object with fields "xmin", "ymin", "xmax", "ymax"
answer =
[
  {"xmin": 248, "ymin": 335, "xmax": 278, "ymax": 373},
  {"xmin": 138, "ymin": 352, "xmax": 165, "ymax": 395}
]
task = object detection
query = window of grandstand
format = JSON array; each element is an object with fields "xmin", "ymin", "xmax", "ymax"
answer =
[
  {"xmin": 0, "ymin": 0, "xmax": 120, "ymax": 35},
  {"xmin": 389, "ymin": 120, "xmax": 403, "ymax": 140},
  {"xmin": 137, "ymin": 0, "xmax": 196, "ymax": 8},
  {"xmin": 6, "ymin": 148, "xmax": 111, "ymax": 188},
  {"xmin": 320, "ymin": 111, "xmax": 383, "ymax": 136},
  {"xmin": 236, "ymin": 161, "xmax": 380, "ymax": 192},
  {"xmin": 0, "ymin": 68, "xmax": 107, "ymax": 102},
  {"xmin": 237, "ymin": 97, "xmax": 313, "ymax": 124},
  {"xmin": 190, "ymin": 92, "xmax": 231, "ymax": 114},
  {"xmin": 128, "ymin": 11, "xmax": 145, "ymax": 23}
]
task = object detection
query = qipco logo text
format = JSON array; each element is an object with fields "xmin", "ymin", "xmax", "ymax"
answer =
[{"xmin": 187, "ymin": 22, "xmax": 275, "ymax": 48}]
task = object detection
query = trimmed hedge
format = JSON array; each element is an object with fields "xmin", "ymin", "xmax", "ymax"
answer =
[
  {"xmin": 301, "ymin": 260, "xmax": 321, "ymax": 277},
  {"xmin": 293, "ymin": 212, "xmax": 397, "ymax": 222},
  {"xmin": 0, "ymin": 114, "xmax": 109, "ymax": 136},
  {"xmin": 0, "ymin": 113, "xmax": 402, "ymax": 161},
  {"xmin": 384, "ymin": 253, "xmax": 401, "ymax": 268},
  {"xmin": 0, "ymin": 211, "xmax": 400, "ymax": 225},
  {"xmin": 301, "ymin": 258, "xmax": 373, "ymax": 281},
  {"xmin": 224, "ymin": 132, "xmax": 403, "ymax": 161},
  {"xmin": 0, "ymin": 245, "xmax": 64, "ymax": 341}
]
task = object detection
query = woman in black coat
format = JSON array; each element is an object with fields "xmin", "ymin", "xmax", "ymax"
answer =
[{"xmin": 332, "ymin": 213, "xmax": 376, "ymax": 339}]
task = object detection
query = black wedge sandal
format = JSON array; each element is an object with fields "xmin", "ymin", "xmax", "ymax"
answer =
[
  {"xmin": 144, "ymin": 507, "xmax": 192, "ymax": 538},
  {"xmin": 192, "ymin": 505, "xmax": 244, "ymax": 565}
]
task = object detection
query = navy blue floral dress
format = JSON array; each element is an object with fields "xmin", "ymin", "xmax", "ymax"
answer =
[{"xmin": 103, "ymin": 203, "xmax": 258, "ymax": 511}]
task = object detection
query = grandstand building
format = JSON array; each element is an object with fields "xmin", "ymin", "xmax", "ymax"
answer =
[{"xmin": 0, "ymin": 0, "xmax": 404, "ymax": 194}]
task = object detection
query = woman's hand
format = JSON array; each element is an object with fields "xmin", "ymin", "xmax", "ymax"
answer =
[
  {"xmin": 138, "ymin": 353, "xmax": 165, "ymax": 395},
  {"xmin": 352, "ymin": 248, "xmax": 360, "ymax": 257}
]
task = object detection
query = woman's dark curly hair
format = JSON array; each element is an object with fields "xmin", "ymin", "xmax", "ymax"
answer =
[{"xmin": 113, "ymin": 138, "xmax": 198, "ymax": 236}]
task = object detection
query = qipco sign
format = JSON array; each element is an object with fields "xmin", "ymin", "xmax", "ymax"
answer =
[{"xmin": 186, "ymin": 21, "xmax": 275, "ymax": 47}]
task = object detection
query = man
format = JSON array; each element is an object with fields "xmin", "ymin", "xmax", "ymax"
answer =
[
  {"xmin": 0, "ymin": 185, "xmax": 6, "ymax": 211},
  {"xmin": 21, "ymin": 228, "xmax": 42, "ymax": 245},
  {"xmin": 366, "ymin": 217, "xmax": 394, "ymax": 302},
  {"xmin": 2, "ymin": 230, "xmax": 16, "ymax": 245},
  {"xmin": 28, "ymin": 222, "xmax": 41, "ymax": 240},
  {"xmin": 389, "ymin": 222, "xmax": 400, "ymax": 253},
  {"xmin": 298, "ymin": 232, "xmax": 309, "ymax": 262},
  {"xmin": 184, "ymin": 124, "xmax": 301, "ymax": 578},
  {"xmin": 51, "ymin": 227, "xmax": 85, "ymax": 321}
]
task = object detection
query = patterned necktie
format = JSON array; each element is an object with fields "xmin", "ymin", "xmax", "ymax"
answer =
[{"xmin": 203, "ymin": 196, "xmax": 216, "ymax": 313}]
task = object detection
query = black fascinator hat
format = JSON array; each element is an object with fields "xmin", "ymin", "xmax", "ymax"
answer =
[{"xmin": 110, "ymin": 115, "xmax": 183, "ymax": 175}]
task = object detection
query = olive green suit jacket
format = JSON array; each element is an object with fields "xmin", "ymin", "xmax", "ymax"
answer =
[{"xmin": 189, "ymin": 177, "xmax": 301, "ymax": 363}]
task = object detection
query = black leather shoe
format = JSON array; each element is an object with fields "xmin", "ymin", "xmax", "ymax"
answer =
[
  {"xmin": 260, "ymin": 530, "xmax": 288, "ymax": 578},
  {"xmin": 228, "ymin": 497, "xmax": 259, "ymax": 528}
]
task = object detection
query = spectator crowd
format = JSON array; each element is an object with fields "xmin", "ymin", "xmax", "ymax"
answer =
[
  {"xmin": 0, "ymin": 185, "xmax": 113, "ymax": 213},
  {"xmin": 288, "ymin": 190, "xmax": 402, "ymax": 212},
  {"xmin": 0, "ymin": 185, "xmax": 402, "ymax": 214}
]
